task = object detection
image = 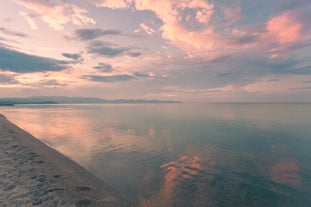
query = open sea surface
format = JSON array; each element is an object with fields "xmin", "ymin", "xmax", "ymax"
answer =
[{"xmin": 1, "ymin": 103, "xmax": 311, "ymax": 206}]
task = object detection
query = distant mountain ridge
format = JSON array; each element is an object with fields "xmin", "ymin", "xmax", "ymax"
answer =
[{"xmin": 0, "ymin": 96, "xmax": 181, "ymax": 104}]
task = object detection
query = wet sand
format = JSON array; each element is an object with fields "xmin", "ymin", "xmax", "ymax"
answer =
[{"xmin": 0, "ymin": 114, "xmax": 133, "ymax": 207}]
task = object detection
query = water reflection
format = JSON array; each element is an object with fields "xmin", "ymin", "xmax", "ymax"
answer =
[
  {"xmin": 1, "ymin": 103, "xmax": 311, "ymax": 206},
  {"xmin": 140, "ymin": 155, "xmax": 206, "ymax": 207},
  {"xmin": 271, "ymin": 161, "xmax": 301, "ymax": 187}
]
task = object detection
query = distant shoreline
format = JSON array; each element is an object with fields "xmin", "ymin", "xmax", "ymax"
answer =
[
  {"xmin": 0, "ymin": 103, "xmax": 14, "ymax": 106},
  {"xmin": 0, "ymin": 114, "xmax": 133, "ymax": 206},
  {"xmin": 0, "ymin": 96, "xmax": 181, "ymax": 105}
]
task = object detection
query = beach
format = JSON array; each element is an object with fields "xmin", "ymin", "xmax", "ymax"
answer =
[{"xmin": 0, "ymin": 114, "xmax": 133, "ymax": 207}]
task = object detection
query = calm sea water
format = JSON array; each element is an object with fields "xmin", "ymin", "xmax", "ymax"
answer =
[{"xmin": 1, "ymin": 103, "xmax": 311, "ymax": 206}]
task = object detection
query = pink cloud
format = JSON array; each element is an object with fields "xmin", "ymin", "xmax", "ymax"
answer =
[
  {"xmin": 226, "ymin": 11, "xmax": 309, "ymax": 58},
  {"xmin": 265, "ymin": 12, "xmax": 304, "ymax": 45},
  {"xmin": 135, "ymin": 0, "xmax": 217, "ymax": 51},
  {"xmin": 139, "ymin": 23, "xmax": 156, "ymax": 35},
  {"xmin": 90, "ymin": 0, "xmax": 133, "ymax": 9},
  {"xmin": 91, "ymin": 0, "xmax": 311, "ymax": 61},
  {"xmin": 258, "ymin": 11, "xmax": 308, "ymax": 58},
  {"xmin": 15, "ymin": 0, "xmax": 95, "ymax": 30},
  {"xmin": 92, "ymin": 0, "xmax": 235, "ymax": 58}
]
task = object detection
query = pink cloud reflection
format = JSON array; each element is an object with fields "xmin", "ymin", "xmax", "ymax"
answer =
[{"xmin": 271, "ymin": 161, "xmax": 301, "ymax": 187}]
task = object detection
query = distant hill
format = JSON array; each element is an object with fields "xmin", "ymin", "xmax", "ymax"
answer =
[
  {"xmin": 0, "ymin": 97, "xmax": 57, "ymax": 105},
  {"xmin": 0, "ymin": 103, "xmax": 15, "ymax": 106},
  {"xmin": 0, "ymin": 96, "xmax": 181, "ymax": 104}
]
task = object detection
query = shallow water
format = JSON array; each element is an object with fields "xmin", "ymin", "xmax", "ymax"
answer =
[{"xmin": 1, "ymin": 103, "xmax": 311, "ymax": 206}]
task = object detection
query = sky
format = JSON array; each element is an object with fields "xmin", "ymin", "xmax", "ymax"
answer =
[{"xmin": 0, "ymin": 0, "xmax": 311, "ymax": 102}]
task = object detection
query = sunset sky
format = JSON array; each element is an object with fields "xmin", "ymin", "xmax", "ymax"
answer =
[{"xmin": 0, "ymin": 0, "xmax": 311, "ymax": 102}]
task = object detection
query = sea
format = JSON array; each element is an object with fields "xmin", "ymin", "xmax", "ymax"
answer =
[{"xmin": 1, "ymin": 103, "xmax": 311, "ymax": 207}]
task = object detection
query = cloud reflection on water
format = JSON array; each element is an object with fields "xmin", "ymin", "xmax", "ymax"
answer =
[
  {"xmin": 271, "ymin": 161, "xmax": 301, "ymax": 187},
  {"xmin": 1, "ymin": 104, "xmax": 310, "ymax": 206}
]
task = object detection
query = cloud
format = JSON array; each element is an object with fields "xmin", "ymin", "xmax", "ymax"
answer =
[
  {"xmin": 81, "ymin": 69, "xmax": 164, "ymax": 91},
  {"xmin": 91, "ymin": 0, "xmax": 311, "ymax": 61},
  {"xmin": 83, "ymin": 71, "xmax": 159, "ymax": 85},
  {"xmin": 127, "ymin": 52, "xmax": 142, "ymax": 57},
  {"xmin": 15, "ymin": 0, "xmax": 95, "ymax": 30},
  {"xmin": 134, "ymin": 0, "xmax": 217, "ymax": 51},
  {"xmin": 133, "ymin": 72, "xmax": 151, "ymax": 77},
  {"xmin": 93, "ymin": 0, "xmax": 216, "ymax": 48},
  {"xmin": 89, "ymin": 0, "xmax": 134, "ymax": 9},
  {"xmin": 0, "ymin": 74, "xmax": 18, "ymax": 84},
  {"xmin": 0, "ymin": 27, "xmax": 27, "ymax": 37},
  {"xmin": 19, "ymin": 12, "xmax": 39, "ymax": 30},
  {"xmin": 0, "ymin": 46, "xmax": 68, "ymax": 73},
  {"xmin": 93, "ymin": 62, "xmax": 113, "ymax": 72},
  {"xmin": 223, "ymin": 5, "xmax": 243, "ymax": 26},
  {"xmin": 228, "ymin": 33, "xmax": 260, "ymax": 46},
  {"xmin": 139, "ymin": 23, "xmax": 156, "ymax": 35},
  {"xmin": 251, "ymin": 58, "xmax": 311, "ymax": 75},
  {"xmin": 83, "ymin": 74, "xmax": 135, "ymax": 82},
  {"xmin": 267, "ymin": 78, "xmax": 280, "ymax": 82},
  {"xmin": 0, "ymin": 36, "xmax": 20, "ymax": 48},
  {"xmin": 159, "ymin": 52, "xmax": 311, "ymax": 97},
  {"xmin": 87, "ymin": 41, "xmax": 126, "ymax": 57},
  {"xmin": 87, "ymin": 40, "xmax": 141, "ymax": 57},
  {"xmin": 228, "ymin": 6, "xmax": 311, "ymax": 57},
  {"xmin": 40, "ymin": 79, "xmax": 67, "ymax": 86},
  {"xmin": 91, "ymin": 0, "xmax": 246, "ymax": 60},
  {"xmin": 277, "ymin": 0, "xmax": 311, "ymax": 12},
  {"xmin": 75, "ymin": 28, "xmax": 122, "ymax": 41},
  {"xmin": 62, "ymin": 53, "xmax": 81, "ymax": 60},
  {"xmin": 264, "ymin": 12, "xmax": 304, "ymax": 45},
  {"xmin": 291, "ymin": 85, "xmax": 311, "ymax": 91},
  {"xmin": 274, "ymin": 65, "xmax": 311, "ymax": 75}
]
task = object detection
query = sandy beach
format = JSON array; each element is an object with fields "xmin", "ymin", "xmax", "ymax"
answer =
[{"xmin": 0, "ymin": 114, "xmax": 133, "ymax": 207}]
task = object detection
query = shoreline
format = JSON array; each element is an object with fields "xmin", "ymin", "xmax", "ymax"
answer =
[{"xmin": 0, "ymin": 114, "xmax": 133, "ymax": 206}]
